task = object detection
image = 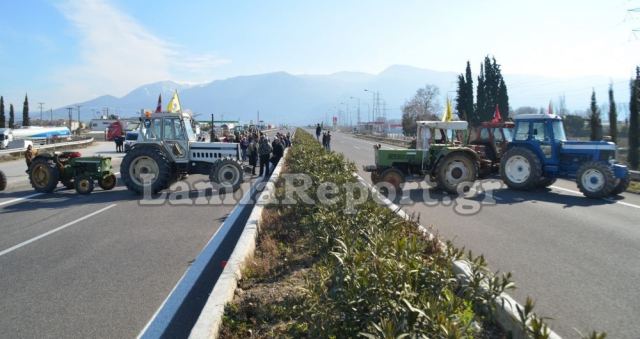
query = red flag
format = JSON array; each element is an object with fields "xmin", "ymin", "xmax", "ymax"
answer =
[
  {"xmin": 155, "ymin": 94, "xmax": 162, "ymax": 113},
  {"xmin": 491, "ymin": 104, "xmax": 502, "ymax": 123}
]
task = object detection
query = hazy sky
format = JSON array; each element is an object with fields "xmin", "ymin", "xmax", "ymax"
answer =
[{"xmin": 1, "ymin": 0, "xmax": 639, "ymax": 109}]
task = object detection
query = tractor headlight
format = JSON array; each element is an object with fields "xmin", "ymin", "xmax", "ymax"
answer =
[{"xmin": 541, "ymin": 145, "xmax": 552, "ymax": 158}]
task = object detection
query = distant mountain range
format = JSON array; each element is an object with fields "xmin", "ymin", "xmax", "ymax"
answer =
[{"xmin": 51, "ymin": 65, "xmax": 632, "ymax": 125}]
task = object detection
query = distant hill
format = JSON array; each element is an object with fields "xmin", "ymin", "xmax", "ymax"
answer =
[{"xmin": 51, "ymin": 65, "xmax": 632, "ymax": 125}]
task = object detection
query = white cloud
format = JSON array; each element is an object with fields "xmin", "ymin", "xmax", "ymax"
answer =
[{"xmin": 51, "ymin": 0, "xmax": 228, "ymax": 106}]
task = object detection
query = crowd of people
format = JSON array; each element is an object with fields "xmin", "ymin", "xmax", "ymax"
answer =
[{"xmin": 229, "ymin": 129, "xmax": 292, "ymax": 178}]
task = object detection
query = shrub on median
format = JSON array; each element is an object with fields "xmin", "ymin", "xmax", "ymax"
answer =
[{"xmin": 222, "ymin": 129, "xmax": 594, "ymax": 338}]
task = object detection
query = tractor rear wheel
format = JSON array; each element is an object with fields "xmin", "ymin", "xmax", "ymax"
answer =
[
  {"xmin": 500, "ymin": 147, "xmax": 542, "ymax": 190},
  {"xmin": 0, "ymin": 170, "xmax": 6, "ymax": 191},
  {"xmin": 210, "ymin": 159, "xmax": 243, "ymax": 192},
  {"xmin": 378, "ymin": 168, "xmax": 404, "ymax": 197},
  {"xmin": 74, "ymin": 175, "xmax": 94, "ymax": 195},
  {"xmin": 611, "ymin": 175, "xmax": 630, "ymax": 196},
  {"xmin": 120, "ymin": 146, "xmax": 172, "ymax": 194},
  {"xmin": 29, "ymin": 157, "xmax": 60, "ymax": 193},
  {"xmin": 99, "ymin": 173, "xmax": 117, "ymax": 190},
  {"xmin": 577, "ymin": 161, "xmax": 615, "ymax": 198},
  {"xmin": 435, "ymin": 153, "xmax": 477, "ymax": 194}
]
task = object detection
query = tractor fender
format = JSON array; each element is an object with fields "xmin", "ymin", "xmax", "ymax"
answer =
[
  {"xmin": 504, "ymin": 142, "xmax": 545, "ymax": 165},
  {"xmin": 129, "ymin": 143, "xmax": 171, "ymax": 159}
]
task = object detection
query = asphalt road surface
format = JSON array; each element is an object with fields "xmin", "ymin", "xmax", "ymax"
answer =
[
  {"xmin": 0, "ymin": 140, "xmax": 270, "ymax": 338},
  {"xmin": 317, "ymin": 129, "xmax": 640, "ymax": 339}
]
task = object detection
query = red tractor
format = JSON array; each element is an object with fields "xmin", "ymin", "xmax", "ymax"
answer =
[{"xmin": 466, "ymin": 121, "xmax": 515, "ymax": 177}]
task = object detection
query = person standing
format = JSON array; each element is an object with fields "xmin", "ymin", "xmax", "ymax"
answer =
[
  {"xmin": 315, "ymin": 123, "xmax": 321, "ymax": 141},
  {"xmin": 25, "ymin": 144, "xmax": 36, "ymax": 173},
  {"xmin": 247, "ymin": 139, "xmax": 258, "ymax": 175},
  {"xmin": 271, "ymin": 136, "xmax": 284, "ymax": 168},
  {"xmin": 322, "ymin": 131, "xmax": 327, "ymax": 149},
  {"xmin": 258, "ymin": 136, "xmax": 272, "ymax": 178},
  {"xmin": 325, "ymin": 131, "xmax": 331, "ymax": 151},
  {"xmin": 240, "ymin": 137, "xmax": 249, "ymax": 162}
]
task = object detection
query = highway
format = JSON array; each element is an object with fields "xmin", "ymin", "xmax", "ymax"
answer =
[
  {"xmin": 319, "ymin": 130, "xmax": 640, "ymax": 339},
  {"xmin": 0, "ymin": 141, "xmax": 261, "ymax": 338}
]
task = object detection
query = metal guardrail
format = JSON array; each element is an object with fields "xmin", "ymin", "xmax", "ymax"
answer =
[
  {"xmin": 0, "ymin": 138, "xmax": 94, "ymax": 156},
  {"xmin": 631, "ymin": 170, "xmax": 640, "ymax": 181}
]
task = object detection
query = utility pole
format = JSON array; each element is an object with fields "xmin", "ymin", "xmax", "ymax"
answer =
[
  {"xmin": 76, "ymin": 105, "xmax": 82, "ymax": 135},
  {"xmin": 50, "ymin": 108, "xmax": 53, "ymax": 122},
  {"xmin": 66, "ymin": 107, "xmax": 73, "ymax": 130},
  {"xmin": 38, "ymin": 102, "xmax": 44, "ymax": 123}
]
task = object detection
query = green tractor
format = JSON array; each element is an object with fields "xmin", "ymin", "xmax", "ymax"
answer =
[
  {"xmin": 29, "ymin": 151, "xmax": 117, "ymax": 194},
  {"xmin": 363, "ymin": 121, "xmax": 481, "ymax": 194}
]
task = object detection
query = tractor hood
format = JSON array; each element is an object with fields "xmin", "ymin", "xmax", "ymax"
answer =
[{"xmin": 561, "ymin": 141, "xmax": 616, "ymax": 151}]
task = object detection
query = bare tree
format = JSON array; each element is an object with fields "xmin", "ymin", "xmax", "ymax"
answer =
[{"xmin": 401, "ymin": 85, "xmax": 440, "ymax": 136}]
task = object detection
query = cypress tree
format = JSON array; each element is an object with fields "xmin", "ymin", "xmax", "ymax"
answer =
[
  {"xmin": 629, "ymin": 67, "xmax": 640, "ymax": 169},
  {"xmin": 608, "ymin": 84, "xmax": 617, "ymax": 143},
  {"xmin": 455, "ymin": 74, "xmax": 467, "ymax": 121},
  {"xmin": 22, "ymin": 94, "xmax": 30, "ymax": 127},
  {"xmin": 589, "ymin": 89, "xmax": 602, "ymax": 141},
  {"xmin": 9, "ymin": 104, "xmax": 15, "ymax": 128},
  {"xmin": 476, "ymin": 63, "xmax": 486, "ymax": 126},
  {"xmin": 464, "ymin": 61, "xmax": 475, "ymax": 124},
  {"xmin": 498, "ymin": 78, "xmax": 509, "ymax": 120},
  {"xmin": 0, "ymin": 96, "xmax": 5, "ymax": 128}
]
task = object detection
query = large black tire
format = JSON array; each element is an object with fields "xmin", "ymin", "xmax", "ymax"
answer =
[
  {"xmin": 378, "ymin": 168, "xmax": 405, "ymax": 196},
  {"xmin": 74, "ymin": 175, "xmax": 94, "ymax": 195},
  {"xmin": 0, "ymin": 170, "xmax": 6, "ymax": 191},
  {"xmin": 611, "ymin": 175, "xmax": 630, "ymax": 196},
  {"xmin": 576, "ymin": 161, "xmax": 616, "ymax": 198},
  {"xmin": 120, "ymin": 146, "xmax": 172, "ymax": 194},
  {"xmin": 435, "ymin": 153, "xmax": 477, "ymax": 194},
  {"xmin": 99, "ymin": 173, "xmax": 117, "ymax": 190},
  {"xmin": 210, "ymin": 159, "xmax": 243, "ymax": 192},
  {"xmin": 500, "ymin": 147, "xmax": 542, "ymax": 191},
  {"xmin": 29, "ymin": 156, "xmax": 60, "ymax": 193},
  {"xmin": 537, "ymin": 177, "xmax": 557, "ymax": 188}
]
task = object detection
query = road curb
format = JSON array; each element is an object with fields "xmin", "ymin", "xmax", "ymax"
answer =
[
  {"xmin": 353, "ymin": 173, "xmax": 562, "ymax": 339},
  {"xmin": 188, "ymin": 148, "xmax": 290, "ymax": 339}
]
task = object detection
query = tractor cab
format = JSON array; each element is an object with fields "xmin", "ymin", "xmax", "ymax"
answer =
[
  {"xmin": 416, "ymin": 120, "xmax": 468, "ymax": 149},
  {"xmin": 137, "ymin": 111, "xmax": 198, "ymax": 163}
]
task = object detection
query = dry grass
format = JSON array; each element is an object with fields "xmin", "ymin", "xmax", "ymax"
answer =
[{"xmin": 628, "ymin": 181, "xmax": 640, "ymax": 194}]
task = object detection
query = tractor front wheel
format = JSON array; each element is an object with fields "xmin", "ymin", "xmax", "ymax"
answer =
[
  {"xmin": 99, "ymin": 173, "xmax": 117, "ymax": 190},
  {"xmin": 0, "ymin": 170, "xmax": 6, "ymax": 191},
  {"xmin": 576, "ymin": 161, "xmax": 616, "ymax": 198},
  {"xmin": 435, "ymin": 153, "xmax": 477, "ymax": 194},
  {"xmin": 210, "ymin": 159, "xmax": 243, "ymax": 193},
  {"xmin": 74, "ymin": 175, "xmax": 94, "ymax": 195},
  {"xmin": 500, "ymin": 147, "xmax": 542, "ymax": 191},
  {"xmin": 370, "ymin": 171, "xmax": 381, "ymax": 184},
  {"xmin": 29, "ymin": 157, "xmax": 60, "ymax": 193}
]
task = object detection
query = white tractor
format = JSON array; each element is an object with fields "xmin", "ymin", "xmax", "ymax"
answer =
[{"xmin": 121, "ymin": 111, "xmax": 244, "ymax": 194}]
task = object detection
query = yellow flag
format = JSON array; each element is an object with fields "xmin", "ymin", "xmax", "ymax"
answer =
[
  {"xmin": 442, "ymin": 98, "xmax": 453, "ymax": 122},
  {"xmin": 166, "ymin": 91, "xmax": 181, "ymax": 113}
]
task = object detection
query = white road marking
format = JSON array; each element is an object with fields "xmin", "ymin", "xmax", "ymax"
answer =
[
  {"xmin": 550, "ymin": 185, "xmax": 640, "ymax": 209},
  {"xmin": 0, "ymin": 193, "xmax": 43, "ymax": 207},
  {"xmin": 0, "ymin": 204, "xmax": 117, "ymax": 258}
]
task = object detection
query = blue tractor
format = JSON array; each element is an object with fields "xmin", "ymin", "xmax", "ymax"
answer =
[{"xmin": 500, "ymin": 114, "xmax": 630, "ymax": 198}]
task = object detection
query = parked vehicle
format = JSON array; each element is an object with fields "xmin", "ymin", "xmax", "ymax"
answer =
[
  {"xmin": 363, "ymin": 121, "xmax": 481, "ymax": 194},
  {"xmin": 124, "ymin": 131, "xmax": 138, "ymax": 152},
  {"xmin": 120, "ymin": 111, "xmax": 243, "ymax": 194},
  {"xmin": 28, "ymin": 151, "xmax": 117, "ymax": 194},
  {"xmin": 0, "ymin": 127, "xmax": 71, "ymax": 149},
  {"xmin": 500, "ymin": 113, "xmax": 630, "ymax": 198}
]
